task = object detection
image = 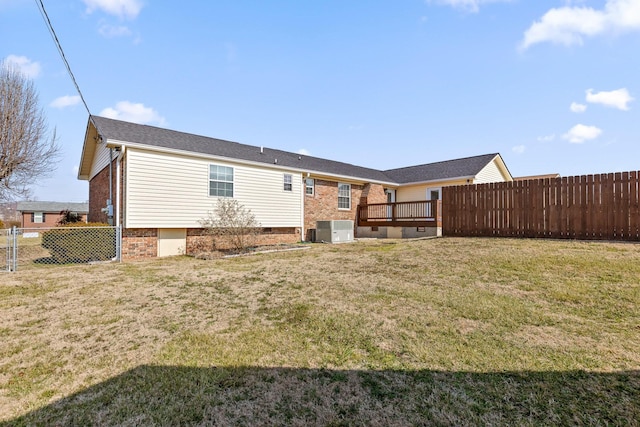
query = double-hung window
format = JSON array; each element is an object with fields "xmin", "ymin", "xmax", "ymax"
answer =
[
  {"xmin": 209, "ymin": 164, "xmax": 234, "ymax": 197},
  {"xmin": 338, "ymin": 183, "xmax": 351, "ymax": 210},
  {"xmin": 32, "ymin": 212, "xmax": 45, "ymax": 223},
  {"xmin": 283, "ymin": 174, "xmax": 292, "ymax": 191},
  {"xmin": 305, "ymin": 178, "xmax": 314, "ymax": 196}
]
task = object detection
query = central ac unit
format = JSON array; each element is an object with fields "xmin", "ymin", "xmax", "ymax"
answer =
[{"xmin": 315, "ymin": 220, "xmax": 354, "ymax": 243}]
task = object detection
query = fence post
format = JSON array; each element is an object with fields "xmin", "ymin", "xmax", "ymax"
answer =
[
  {"xmin": 3, "ymin": 229, "xmax": 8, "ymax": 272},
  {"xmin": 11, "ymin": 226, "xmax": 18, "ymax": 272}
]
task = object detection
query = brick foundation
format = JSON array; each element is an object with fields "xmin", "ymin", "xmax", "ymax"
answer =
[
  {"xmin": 186, "ymin": 227, "xmax": 299, "ymax": 255},
  {"xmin": 122, "ymin": 228, "xmax": 158, "ymax": 259}
]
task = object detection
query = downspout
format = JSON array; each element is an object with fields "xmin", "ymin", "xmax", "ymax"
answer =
[
  {"xmin": 300, "ymin": 173, "xmax": 305, "ymax": 242},
  {"xmin": 107, "ymin": 148, "xmax": 114, "ymax": 225},
  {"xmin": 115, "ymin": 148, "xmax": 121, "ymax": 227}
]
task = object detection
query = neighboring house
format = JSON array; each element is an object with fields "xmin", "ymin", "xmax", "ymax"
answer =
[
  {"xmin": 514, "ymin": 173, "xmax": 560, "ymax": 181},
  {"xmin": 16, "ymin": 201, "xmax": 89, "ymax": 228},
  {"xmin": 78, "ymin": 116, "xmax": 512, "ymax": 258}
]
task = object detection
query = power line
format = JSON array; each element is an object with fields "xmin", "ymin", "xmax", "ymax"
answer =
[{"xmin": 34, "ymin": 0, "xmax": 92, "ymax": 116}]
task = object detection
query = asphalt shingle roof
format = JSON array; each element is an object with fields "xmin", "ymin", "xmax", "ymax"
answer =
[
  {"xmin": 383, "ymin": 153, "xmax": 500, "ymax": 184},
  {"xmin": 90, "ymin": 116, "xmax": 504, "ymax": 185},
  {"xmin": 16, "ymin": 201, "xmax": 89, "ymax": 213},
  {"xmin": 91, "ymin": 116, "xmax": 392, "ymax": 183}
]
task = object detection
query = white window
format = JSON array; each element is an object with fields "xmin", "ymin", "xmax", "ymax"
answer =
[
  {"xmin": 33, "ymin": 212, "xmax": 44, "ymax": 223},
  {"xmin": 209, "ymin": 164, "xmax": 234, "ymax": 197},
  {"xmin": 284, "ymin": 174, "xmax": 292, "ymax": 191},
  {"xmin": 338, "ymin": 183, "xmax": 351, "ymax": 210},
  {"xmin": 305, "ymin": 178, "xmax": 314, "ymax": 196}
]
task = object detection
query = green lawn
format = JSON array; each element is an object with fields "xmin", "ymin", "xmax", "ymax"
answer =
[{"xmin": 1, "ymin": 237, "xmax": 639, "ymax": 426}]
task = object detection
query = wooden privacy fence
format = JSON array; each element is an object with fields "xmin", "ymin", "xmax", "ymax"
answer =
[{"xmin": 442, "ymin": 171, "xmax": 640, "ymax": 241}]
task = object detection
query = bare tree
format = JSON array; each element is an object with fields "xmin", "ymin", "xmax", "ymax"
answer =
[
  {"xmin": 199, "ymin": 199, "xmax": 262, "ymax": 253},
  {"xmin": 0, "ymin": 59, "xmax": 60, "ymax": 202}
]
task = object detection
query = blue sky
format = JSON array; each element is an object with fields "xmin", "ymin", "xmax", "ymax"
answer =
[{"xmin": 1, "ymin": 0, "xmax": 639, "ymax": 202}]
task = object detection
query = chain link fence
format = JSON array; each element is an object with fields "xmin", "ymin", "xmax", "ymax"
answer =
[{"xmin": 2, "ymin": 226, "xmax": 121, "ymax": 272}]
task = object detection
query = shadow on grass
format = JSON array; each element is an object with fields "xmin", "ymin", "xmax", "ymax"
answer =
[{"xmin": 3, "ymin": 366, "xmax": 639, "ymax": 426}]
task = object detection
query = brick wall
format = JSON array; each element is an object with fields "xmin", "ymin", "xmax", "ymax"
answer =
[
  {"xmin": 360, "ymin": 183, "xmax": 387, "ymax": 205},
  {"xmin": 122, "ymin": 228, "xmax": 157, "ymax": 259},
  {"xmin": 303, "ymin": 180, "xmax": 387, "ymax": 241},
  {"xmin": 88, "ymin": 161, "xmax": 116, "ymax": 224},
  {"xmin": 21, "ymin": 212, "xmax": 88, "ymax": 228},
  {"xmin": 186, "ymin": 227, "xmax": 299, "ymax": 255}
]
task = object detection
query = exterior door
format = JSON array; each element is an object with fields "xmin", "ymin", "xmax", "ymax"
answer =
[
  {"xmin": 385, "ymin": 189, "xmax": 396, "ymax": 221},
  {"xmin": 426, "ymin": 187, "xmax": 441, "ymax": 217}
]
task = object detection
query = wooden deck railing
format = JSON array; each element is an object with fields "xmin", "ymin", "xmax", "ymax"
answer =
[{"xmin": 357, "ymin": 200, "xmax": 442, "ymax": 227}]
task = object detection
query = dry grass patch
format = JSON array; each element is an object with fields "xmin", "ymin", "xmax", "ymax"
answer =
[{"xmin": 0, "ymin": 237, "xmax": 639, "ymax": 425}]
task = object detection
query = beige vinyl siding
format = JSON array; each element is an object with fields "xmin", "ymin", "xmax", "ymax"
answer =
[
  {"xmin": 396, "ymin": 179, "xmax": 469, "ymax": 202},
  {"xmin": 89, "ymin": 142, "xmax": 112, "ymax": 180},
  {"xmin": 475, "ymin": 159, "xmax": 509, "ymax": 184},
  {"xmin": 125, "ymin": 149, "xmax": 302, "ymax": 228}
]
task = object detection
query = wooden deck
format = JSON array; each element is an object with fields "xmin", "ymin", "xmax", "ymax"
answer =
[{"xmin": 357, "ymin": 200, "xmax": 442, "ymax": 227}]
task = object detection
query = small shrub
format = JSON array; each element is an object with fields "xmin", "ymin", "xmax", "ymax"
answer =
[
  {"xmin": 41, "ymin": 223, "xmax": 116, "ymax": 264},
  {"xmin": 3, "ymin": 220, "xmax": 20, "ymax": 229},
  {"xmin": 199, "ymin": 199, "xmax": 261, "ymax": 253},
  {"xmin": 57, "ymin": 210, "xmax": 84, "ymax": 226}
]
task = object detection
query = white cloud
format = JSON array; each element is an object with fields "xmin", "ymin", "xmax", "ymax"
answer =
[
  {"xmin": 99, "ymin": 24, "xmax": 132, "ymax": 37},
  {"xmin": 100, "ymin": 101, "xmax": 166, "ymax": 125},
  {"xmin": 537, "ymin": 134, "xmax": 556, "ymax": 142},
  {"xmin": 50, "ymin": 95, "xmax": 81, "ymax": 109},
  {"xmin": 4, "ymin": 55, "xmax": 41, "ymax": 78},
  {"xmin": 562, "ymin": 124, "xmax": 602, "ymax": 143},
  {"xmin": 570, "ymin": 102, "xmax": 587, "ymax": 113},
  {"xmin": 297, "ymin": 149, "xmax": 311, "ymax": 156},
  {"xmin": 586, "ymin": 88, "xmax": 634, "ymax": 110},
  {"xmin": 512, "ymin": 145, "xmax": 525, "ymax": 154},
  {"xmin": 82, "ymin": 0, "xmax": 143, "ymax": 19},
  {"xmin": 426, "ymin": 0, "xmax": 511, "ymax": 13},
  {"xmin": 521, "ymin": 0, "xmax": 640, "ymax": 50}
]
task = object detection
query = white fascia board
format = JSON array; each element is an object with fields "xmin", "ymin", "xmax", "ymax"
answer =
[{"xmin": 109, "ymin": 139, "xmax": 398, "ymax": 187}]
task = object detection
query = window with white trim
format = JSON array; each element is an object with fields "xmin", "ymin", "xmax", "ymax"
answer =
[
  {"xmin": 283, "ymin": 174, "xmax": 292, "ymax": 191},
  {"xmin": 209, "ymin": 164, "xmax": 234, "ymax": 197},
  {"xmin": 305, "ymin": 178, "xmax": 314, "ymax": 195},
  {"xmin": 32, "ymin": 212, "xmax": 44, "ymax": 223},
  {"xmin": 338, "ymin": 183, "xmax": 351, "ymax": 209}
]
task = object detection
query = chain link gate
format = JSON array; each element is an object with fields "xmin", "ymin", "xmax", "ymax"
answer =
[
  {"xmin": 2, "ymin": 226, "xmax": 121, "ymax": 272},
  {"xmin": 3, "ymin": 227, "xmax": 18, "ymax": 272}
]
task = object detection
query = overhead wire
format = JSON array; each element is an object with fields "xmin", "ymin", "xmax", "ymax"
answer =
[{"xmin": 34, "ymin": 0, "xmax": 92, "ymax": 117}]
